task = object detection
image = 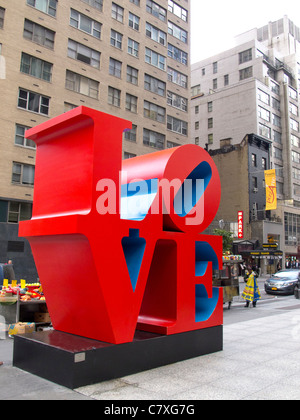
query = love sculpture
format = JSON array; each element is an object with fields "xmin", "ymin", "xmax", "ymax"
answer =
[{"xmin": 19, "ymin": 106, "xmax": 223, "ymax": 345}]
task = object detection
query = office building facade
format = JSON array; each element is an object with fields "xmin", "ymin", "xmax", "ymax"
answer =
[
  {"xmin": 0, "ymin": 0, "xmax": 190, "ymax": 279},
  {"xmin": 191, "ymin": 16, "xmax": 300, "ymax": 263}
]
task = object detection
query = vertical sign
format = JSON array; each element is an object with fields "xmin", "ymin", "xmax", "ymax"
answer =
[
  {"xmin": 265, "ymin": 169, "xmax": 277, "ymax": 210},
  {"xmin": 238, "ymin": 211, "xmax": 243, "ymax": 239}
]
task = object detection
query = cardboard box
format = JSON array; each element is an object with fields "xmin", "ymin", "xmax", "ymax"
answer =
[
  {"xmin": 8, "ymin": 322, "xmax": 35, "ymax": 336},
  {"xmin": 34, "ymin": 312, "xmax": 51, "ymax": 323}
]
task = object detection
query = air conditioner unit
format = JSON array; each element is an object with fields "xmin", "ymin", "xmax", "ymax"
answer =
[{"xmin": 253, "ymin": 188, "xmax": 258, "ymax": 193}]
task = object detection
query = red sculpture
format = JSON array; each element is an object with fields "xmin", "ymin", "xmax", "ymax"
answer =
[{"xmin": 19, "ymin": 106, "xmax": 223, "ymax": 344}]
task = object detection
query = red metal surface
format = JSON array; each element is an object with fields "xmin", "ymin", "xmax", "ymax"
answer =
[{"xmin": 19, "ymin": 106, "xmax": 223, "ymax": 344}]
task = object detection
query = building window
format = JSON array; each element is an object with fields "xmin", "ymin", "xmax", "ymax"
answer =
[
  {"xmin": 289, "ymin": 86, "xmax": 298, "ymax": 100},
  {"xmin": 294, "ymin": 184, "xmax": 300, "ymax": 198},
  {"xmin": 259, "ymin": 123, "xmax": 271, "ymax": 139},
  {"xmin": 292, "ymin": 151, "xmax": 300, "ymax": 163},
  {"xmin": 271, "ymin": 80, "xmax": 280, "ymax": 95},
  {"xmin": 290, "ymin": 118, "xmax": 299, "ymax": 132},
  {"xmin": 145, "ymin": 48, "xmax": 166, "ymax": 70},
  {"xmin": 12, "ymin": 162, "xmax": 35, "ymax": 186},
  {"xmin": 0, "ymin": 53, "xmax": 3, "ymax": 77},
  {"xmin": 191, "ymin": 84, "xmax": 200, "ymax": 97},
  {"xmin": 168, "ymin": 21, "xmax": 187, "ymax": 43},
  {"xmin": 284, "ymin": 212, "xmax": 300, "ymax": 246},
  {"xmin": 110, "ymin": 29, "xmax": 123, "ymax": 49},
  {"xmin": 15, "ymin": 124, "xmax": 35, "ymax": 149},
  {"xmin": 128, "ymin": 38, "xmax": 139, "ymax": 57},
  {"xmin": 293, "ymin": 167, "xmax": 300, "ymax": 181},
  {"xmin": 291, "ymin": 134, "xmax": 300, "ymax": 148},
  {"xmin": 20, "ymin": 53, "xmax": 53, "ymax": 82},
  {"xmin": 124, "ymin": 124, "xmax": 137, "ymax": 142},
  {"xmin": 124, "ymin": 152, "xmax": 136, "ymax": 159},
  {"xmin": 262, "ymin": 157, "xmax": 267, "ymax": 170},
  {"xmin": 167, "ymin": 67, "xmax": 187, "ymax": 88},
  {"xmin": 274, "ymin": 147, "xmax": 282, "ymax": 160},
  {"xmin": 167, "ymin": 116, "xmax": 188, "ymax": 135},
  {"xmin": 252, "ymin": 203, "xmax": 258, "ymax": 221},
  {"xmin": 70, "ymin": 9, "xmax": 101, "ymax": 39},
  {"xmin": 213, "ymin": 61, "xmax": 218, "ymax": 74},
  {"xmin": 111, "ymin": 3, "xmax": 124, "ymax": 23},
  {"xmin": 65, "ymin": 70, "xmax": 99, "ymax": 99},
  {"xmin": 64, "ymin": 102, "xmax": 78, "ymax": 112},
  {"xmin": 144, "ymin": 74, "xmax": 166, "ymax": 96},
  {"xmin": 129, "ymin": 12, "xmax": 140, "ymax": 31},
  {"xmin": 252, "ymin": 176, "xmax": 258, "ymax": 191},
  {"xmin": 144, "ymin": 100, "xmax": 165, "ymax": 122},
  {"xmin": 166, "ymin": 141, "xmax": 179, "ymax": 149},
  {"xmin": 208, "ymin": 101, "xmax": 213, "ymax": 112},
  {"xmin": 258, "ymin": 89, "xmax": 270, "ymax": 105},
  {"xmin": 224, "ymin": 74, "xmax": 229, "ymax": 86},
  {"xmin": 258, "ymin": 106, "xmax": 270, "ymax": 122},
  {"xmin": 167, "ymin": 43, "xmax": 188, "ymax": 65},
  {"xmin": 208, "ymin": 118, "xmax": 213, "ymax": 129},
  {"xmin": 273, "ymin": 131, "xmax": 282, "ymax": 144},
  {"xmin": 167, "ymin": 91, "xmax": 187, "ymax": 112},
  {"xmin": 168, "ymin": 0, "xmax": 187, "ymax": 22},
  {"xmin": 143, "ymin": 128, "xmax": 165, "ymax": 149},
  {"xmin": 0, "ymin": 7, "xmax": 5, "ymax": 29},
  {"xmin": 126, "ymin": 93, "xmax": 138, "ymax": 113},
  {"xmin": 146, "ymin": 0, "xmax": 166, "ymax": 21},
  {"xmin": 239, "ymin": 48, "xmax": 252, "ymax": 64},
  {"xmin": 23, "ymin": 19, "xmax": 55, "ymax": 49},
  {"xmin": 108, "ymin": 86, "xmax": 121, "ymax": 107},
  {"xmin": 272, "ymin": 113, "xmax": 281, "ymax": 127},
  {"xmin": 239, "ymin": 66, "xmax": 253, "ymax": 80},
  {"xmin": 146, "ymin": 22, "xmax": 167, "ymax": 46},
  {"xmin": 276, "ymin": 182, "xmax": 283, "ymax": 196},
  {"xmin": 68, "ymin": 39, "xmax": 100, "ymax": 68},
  {"xmin": 18, "ymin": 88, "xmax": 50, "ymax": 115},
  {"xmin": 213, "ymin": 78, "xmax": 217, "ymax": 89},
  {"xmin": 126, "ymin": 65, "xmax": 138, "ymax": 85},
  {"xmin": 26, "ymin": 0, "xmax": 57, "ymax": 17},
  {"xmin": 252, "ymin": 153, "xmax": 257, "ymax": 167},
  {"xmin": 82, "ymin": 0, "xmax": 103, "ymax": 11},
  {"xmin": 109, "ymin": 57, "xmax": 122, "ymax": 78},
  {"xmin": 290, "ymin": 102, "xmax": 298, "ymax": 116},
  {"xmin": 272, "ymin": 97, "xmax": 281, "ymax": 111},
  {"xmin": 275, "ymin": 164, "xmax": 283, "ymax": 178},
  {"xmin": 7, "ymin": 201, "xmax": 32, "ymax": 223},
  {"xmin": 208, "ymin": 133, "xmax": 213, "ymax": 144}
]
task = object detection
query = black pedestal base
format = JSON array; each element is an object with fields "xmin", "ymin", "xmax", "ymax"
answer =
[{"xmin": 13, "ymin": 326, "xmax": 223, "ymax": 389}]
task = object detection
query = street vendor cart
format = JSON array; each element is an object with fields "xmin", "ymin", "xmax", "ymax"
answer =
[{"xmin": 213, "ymin": 255, "xmax": 242, "ymax": 309}]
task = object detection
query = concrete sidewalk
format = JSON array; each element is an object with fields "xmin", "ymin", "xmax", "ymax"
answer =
[
  {"xmin": 75, "ymin": 301, "xmax": 300, "ymax": 400},
  {"xmin": 1, "ymin": 295, "xmax": 300, "ymax": 400}
]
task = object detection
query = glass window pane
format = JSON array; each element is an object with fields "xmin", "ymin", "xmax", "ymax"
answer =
[{"xmin": 22, "ymin": 165, "xmax": 35, "ymax": 185}]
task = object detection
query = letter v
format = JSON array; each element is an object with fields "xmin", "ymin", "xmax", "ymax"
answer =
[{"xmin": 122, "ymin": 229, "xmax": 146, "ymax": 292}]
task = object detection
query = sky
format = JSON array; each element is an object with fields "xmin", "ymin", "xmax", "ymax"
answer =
[{"xmin": 190, "ymin": 0, "xmax": 300, "ymax": 64}]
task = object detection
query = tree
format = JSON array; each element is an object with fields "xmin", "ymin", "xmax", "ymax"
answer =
[{"xmin": 213, "ymin": 229, "xmax": 233, "ymax": 253}]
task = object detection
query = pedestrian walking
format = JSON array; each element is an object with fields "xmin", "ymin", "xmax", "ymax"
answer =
[{"xmin": 242, "ymin": 270, "xmax": 261, "ymax": 307}]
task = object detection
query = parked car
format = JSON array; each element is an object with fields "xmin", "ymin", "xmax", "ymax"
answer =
[
  {"xmin": 265, "ymin": 269, "xmax": 300, "ymax": 295},
  {"xmin": 294, "ymin": 277, "xmax": 300, "ymax": 299}
]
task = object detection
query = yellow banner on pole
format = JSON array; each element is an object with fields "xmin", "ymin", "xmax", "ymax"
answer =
[{"xmin": 265, "ymin": 169, "xmax": 277, "ymax": 210}]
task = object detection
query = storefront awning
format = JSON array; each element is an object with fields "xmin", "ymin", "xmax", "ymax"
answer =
[{"xmin": 245, "ymin": 250, "xmax": 283, "ymax": 258}]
